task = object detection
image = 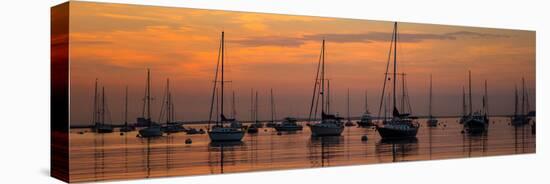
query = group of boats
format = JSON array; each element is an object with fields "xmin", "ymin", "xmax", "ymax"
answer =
[{"xmin": 88, "ymin": 21, "xmax": 534, "ymax": 143}]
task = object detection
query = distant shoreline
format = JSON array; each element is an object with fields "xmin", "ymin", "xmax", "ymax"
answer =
[{"xmin": 69, "ymin": 114, "xmax": 530, "ymax": 129}]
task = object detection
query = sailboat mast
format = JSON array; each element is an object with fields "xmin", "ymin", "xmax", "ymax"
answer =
[
  {"xmin": 462, "ymin": 86, "xmax": 466, "ymax": 116},
  {"xmin": 231, "ymin": 91, "xmax": 236, "ymax": 118},
  {"xmin": 468, "ymin": 71, "xmax": 472, "ymax": 115},
  {"xmin": 483, "ymin": 80, "xmax": 489, "ymax": 115},
  {"xmin": 255, "ymin": 91, "xmax": 259, "ymax": 123},
  {"xmin": 514, "ymin": 85, "xmax": 518, "ymax": 116},
  {"xmin": 101, "ymin": 86, "xmax": 105, "ymax": 125},
  {"xmin": 347, "ymin": 88, "xmax": 350, "ymax": 121},
  {"xmin": 521, "ymin": 77, "xmax": 525, "ymax": 115},
  {"xmin": 327, "ymin": 80, "xmax": 331, "ymax": 114},
  {"xmin": 221, "ymin": 31, "xmax": 225, "ymax": 121},
  {"xmin": 125, "ymin": 85, "xmax": 128, "ymax": 126},
  {"xmin": 166, "ymin": 79, "xmax": 171, "ymax": 123},
  {"xmin": 401, "ymin": 74, "xmax": 405, "ymax": 112},
  {"xmin": 321, "ymin": 39, "xmax": 326, "ymax": 119},
  {"xmin": 250, "ymin": 89, "xmax": 254, "ymax": 122},
  {"xmin": 93, "ymin": 79, "xmax": 98, "ymax": 125},
  {"xmin": 429, "ymin": 74, "xmax": 433, "ymax": 117},
  {"xmin": 146, "ymin": 68, "xmax": 151, "ymax": 123},
  {"xmin": 271, "ymin": 88, "xmax": 274, "ymax": 123},
  {"xmin": 364, "ymin": 90, "xmax": 368, "ymax": 113},
  {"xmin": 393, "ymin": 22, "xmax": 398, "ymax": 114}
]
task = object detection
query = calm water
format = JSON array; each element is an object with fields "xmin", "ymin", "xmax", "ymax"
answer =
[{"xmin": 69, "ymin": 117, "xmax": 535, "ymax": 182}]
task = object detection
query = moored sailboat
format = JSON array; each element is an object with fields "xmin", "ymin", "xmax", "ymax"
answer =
[
  {"xmin": 375, "ymin": 22, "xmax": 419, "ymax": 140},
  {"xmin": 344, "ymin": 88, "xmax": 355, "ymax": 127},
  {"xmin": 308, "ymin": 39, "xmax": 345, "ymax": 137},
  {"xmin": 357, "ymin": 90, "xmax": 374, "ymax": 127},
  {"xmin": 160, "ymin": 79, "xmax": 185, "ymax": 133},
  {"xmin": 511, "ymin": 78, "xmax": 530, "ymax": 126},
  {"xmin": 426, "ymin": 74, "xmax": 438, "ymax": 127},
  {"xmin": 462, "ymin": 71, "xmax": 489, "ymax": 133},
  {"xmin": 247, "ymin": 90, "xmax": 259, "ymax": 133},
  {"xmin": 138, "ymin": 69, "xmax": 164, "ymax": 138},
  {"xmin": 207, "ymin": 31, "xmax": 245, "ymax": 142},
  {"xmin": 265, "ymin": 89, "xmax": 277, "ymax": 128},
  {"xmin": 92, "ymin": 79, "xmax": 114, "ymax": 133},
  {"xmin": 120, "ymin": 86, "xmax": 136, "ymax": 132}
]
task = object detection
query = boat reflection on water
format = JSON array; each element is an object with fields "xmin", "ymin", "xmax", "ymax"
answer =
[
  {"xmin": 462, "ymin": 131, "xmax": 488, "ymax": 157},
  {"xmin": 208, "ymin": 141, "xmax": 245, "ymax": 174},
  {"xmin": 308, "ymin": 136, "xmax": 343, "ymax": 167},
  {"xmin": 375, "ymin": 138, "xmax": 419, "ymax": 162}
]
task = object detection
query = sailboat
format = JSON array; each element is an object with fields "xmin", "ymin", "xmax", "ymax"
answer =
[
  {"xmin": 207, "ymin": 31, "xmax": 245, "ymax": 142},
  {"xmin": 275, "ymin": 88, "xmax": 303, "ymax": 131},
  {"xmin": 308, "ymin": 39, "xmax": 345, "ymax": 137},
  {"xmin": 375, "ymin": 22, "xmax": 419, "ymax": 140},
  {"xmin": 160, "ymin": 79, "xmax": 185, "ymax": 133},
  {"xmin": 120, "ymin": 86, "xmax": 135, "ymax": 132},
  {"xmin": 266, "ymin": 89, "xmax": 277, "ymax": 128},
  {"xmin": 92, "ymin": 79, "xmax": 114, "ymax": 133},
  {"xmin": 138, "ymin": 69, "xmax": 164, "ymax": 138},
  {"xmin": 247, "ymin": 90, "xmax": 260, "ymax": 133},
  {"xmin": 462, "ymin": 71, "xmax": 488, "ymax": 133},
  {"xmin": 345, "ymin": 89, "xmax": 355, "ymax": 126},
  {"xmin": 357, "ymin": 90, "xmax": 374, "ymax": 127},
  {"xmin": 426, "ymin": 74, "xmax": 438, "ymax": 127},
  {"xmin": 511, "ymin": 78, "xmax": 530, "ymax": 126},
  {"xmin": 459, "ymin": 87, "xmax": 467, "ymax": 124}
]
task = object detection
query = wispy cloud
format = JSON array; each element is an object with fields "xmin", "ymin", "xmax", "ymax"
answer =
[
  {"xmin": 444, "ymin": 31, "xmax": 510, "ymax": 38},
  {"xmin": 231, "ymin": 36, "xmax": 305, "ymax": 47},
  {"xmin": 233, "ymin": 31, "xmax": 511, "ymax": 47}
]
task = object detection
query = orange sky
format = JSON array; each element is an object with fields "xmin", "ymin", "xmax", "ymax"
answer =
[{"xmin": 66, "ymin": 1, "xmax": 535, "ymax": 125}]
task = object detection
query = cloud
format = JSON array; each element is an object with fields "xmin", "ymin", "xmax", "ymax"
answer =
[
  {"xmin": 231, "ymin": 36, "xmax": 305, "ymax": 47},
  {"xmin": 233, "ymin": 30, "xmax": 511, "ymax": 47},
  {"xmin": 444, "ymin": 31, "xmax": 510, "ymax": 38},
  {"xmin": 303, "ymin": 32, "xmax": 456, "ymax": 43}
]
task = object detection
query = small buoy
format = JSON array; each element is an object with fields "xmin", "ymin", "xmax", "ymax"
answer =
[
  {"xmin": 361, "ymin": 135, "xmax": 368, "ymax": 141},
  {"xmin": 136, "ymin": 134, "xmax": 140, "ymax": 137},
  {"xmin": 277, "ymin": 132, "xmax": 282, "ymax": 136},
  {"xmin": 185, "ymin": 138, "xmax": 192, "ymax": 144},
  {"xmin": 443, "ymin": 124, "xmax": 447, "ymax": 127},
  {"xmin": 460, "ymin": 130, "xmax": 465, "ymax": 134},
  {"xmin": 264, "ymin": 129, "xmax": 268, "ymax": 132},
  {"xmin": 120, "ymin": 132, "xmax": 124, "ymax": 136}
]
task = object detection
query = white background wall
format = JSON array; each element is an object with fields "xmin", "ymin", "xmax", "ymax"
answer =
[{"xmin": 0, "ymin": 0, "xmax": 546, "ymax": 183}]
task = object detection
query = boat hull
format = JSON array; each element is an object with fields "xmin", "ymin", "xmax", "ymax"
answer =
[
  {"xmin": 247, "ymin": 127, "xmax": 259, "ymax": 133},
  {"xmin": 377, "ymin": 126, "xmax": 418, "ymax": 139},
  {"xmin": 426, "ymin": 119, "xmax": 438, "ymax": 127},
  {"xmin": 274, "ymin": 125, "xmax": 303, "ymax": 132},
  {"xmin": 138, "ymin": 127, "xmax": 163, "ymax": 138},
  {"xmin": 464, "ymin": 119, "xmax": 488, "ymax": 133},
  {"xmin": 310, "ymin": 124, "xmax": 344, "ymax": 136},
  {"xmin": 208, "ymin": 131, "xmax": 245, "ymax": 142},
  {"xmin": 357, "ymin": 119, "xmax": 375, "ymax": 127},
  {"xmin": 511, "ymin": 116, "xmax": 530, "ymax": 126},
  {"xmin": 119, "ymin": 126, "xmax": 135, "ymax": 132}
]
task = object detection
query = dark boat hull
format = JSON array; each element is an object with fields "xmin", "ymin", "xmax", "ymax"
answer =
[
  {"xmin": 310, "ymin": 125, "xmax": 344, "ymax": 136},
  {"xmin": 377, "ymin": 126, "xmax": 418, "ymax": 139},
  {"xmin": 357, "ymin": 120, "xmax": 375, "ymax": 127},
  {"xmin": 274, "ymin": 126, "xmax": 303, "ymax": 132},
  {"xmin": 464, "ymin": 119, "xmax": 488, "ymax": 133},
  {"xmin": 208, "ymin": 131, "xmax": 245, "ymax": 142},
  {"xmin": 138, "ymin": 127, "xmax": 164, "ymax": 138},
  {"xmin": 426, "ymin": 119, "xmax": 438, "ymax": 127}
]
